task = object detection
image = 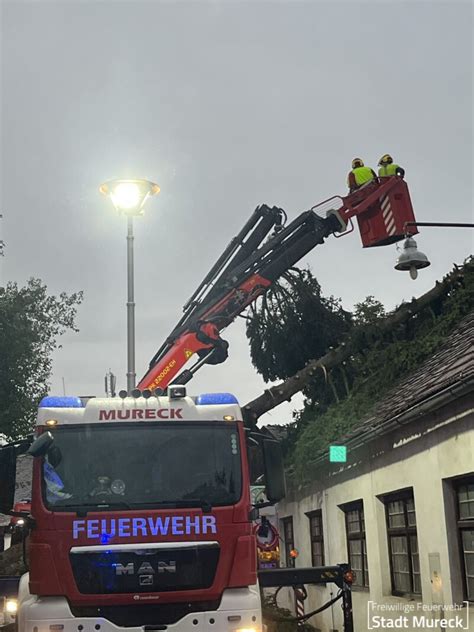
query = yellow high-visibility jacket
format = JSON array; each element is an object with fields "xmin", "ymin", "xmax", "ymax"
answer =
[
  {"xmin": 347, "ymin": 166, "xmax": 376, "ymax": 189},
  {"xmin": 378, "ymin": 164, "xmax": 401, "ymax": 177}
]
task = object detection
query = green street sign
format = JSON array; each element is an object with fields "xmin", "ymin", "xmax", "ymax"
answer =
[{"xmin": 329, "ymin": 445, "xmax": 347, "ymax": 463}]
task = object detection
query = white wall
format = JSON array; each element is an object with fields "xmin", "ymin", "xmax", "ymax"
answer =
[{"xmin": 275, "ymin": 399, "xmax": 474, "ymax": 632}]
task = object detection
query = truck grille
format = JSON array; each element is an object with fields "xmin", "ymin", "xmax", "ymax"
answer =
[{"xmin": 69, "ymin": 543, "xmax": 220, "ymax": 595}]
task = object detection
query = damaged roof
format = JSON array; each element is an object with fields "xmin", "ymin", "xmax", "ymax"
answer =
[{"xmin": 343, "ymin": 309, "xmax": 474, "ymax": 443}]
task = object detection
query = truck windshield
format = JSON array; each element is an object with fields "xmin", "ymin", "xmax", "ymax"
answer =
[{"xmin": 41, "ymin": 422, "xmax": 242, "ymax": 510}]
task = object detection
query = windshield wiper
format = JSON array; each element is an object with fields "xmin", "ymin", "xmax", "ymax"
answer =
[
  {"xmin": 94, "ymin": 501, "xmax": 134, "ymax": 510},
  {"xmin": 53, "ymin": 501, "xmax": 133, "ymax": 516},
  {"xmin": 155, "ymin": 499, "xmax": 213, "ymax": 513}
]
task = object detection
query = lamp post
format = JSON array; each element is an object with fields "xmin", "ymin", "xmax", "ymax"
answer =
[{"xmin": 100, "ymin": 179, "xmax": 160, "ymax": 393}]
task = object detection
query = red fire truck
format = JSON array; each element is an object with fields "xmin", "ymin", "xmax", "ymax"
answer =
[{"xmin": 0, "ymin": 176, "xmax": 418, "ymax": 632}]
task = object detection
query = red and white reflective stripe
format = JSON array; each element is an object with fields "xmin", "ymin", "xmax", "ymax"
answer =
[
  {"xmin": 295, "ymin": 589, "xmax": 305, "ymax": 626},
  {"xmin": 380, "ymin": 195, "xmax": 397, "ymax": 236}
]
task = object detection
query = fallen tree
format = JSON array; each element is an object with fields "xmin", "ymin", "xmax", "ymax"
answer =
[{"xmin": 243, "ymin": 259, "xmax": 472, "ymax": 426}]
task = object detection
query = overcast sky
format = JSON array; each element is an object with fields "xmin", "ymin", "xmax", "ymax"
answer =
[{"xmin": 1, "ymin": 0, "xmax": 473, "ymax": 426}]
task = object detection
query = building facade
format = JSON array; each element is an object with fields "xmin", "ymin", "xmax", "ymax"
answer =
[{"xmin": 276, "ymin": 312, "xmax": 474, "ymax": 631}]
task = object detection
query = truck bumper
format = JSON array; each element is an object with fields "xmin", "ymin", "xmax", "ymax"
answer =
[{"xmin": 18, "ymin": 585, "xmax": 262, "ymax": 632}]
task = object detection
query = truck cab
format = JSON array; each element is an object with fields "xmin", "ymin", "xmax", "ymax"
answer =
[{"xmin": 0, "ymin": 388, "xmax": 285, "ymax": 632}]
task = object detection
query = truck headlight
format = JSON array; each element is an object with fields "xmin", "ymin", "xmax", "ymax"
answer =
[{"xmin": 5, "ymin": 598, "xmax": 18, "ymax": 615}]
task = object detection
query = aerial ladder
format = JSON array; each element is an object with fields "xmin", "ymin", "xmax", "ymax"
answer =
[{"xmin": 137, "ymin": 176, "xmax": 417, "ymax": 393}]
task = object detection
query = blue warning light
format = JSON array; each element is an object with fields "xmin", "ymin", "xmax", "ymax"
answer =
[
  {"xmin": 39, "ymin": 396, "xmax": 84, "ymax": 408},
  {"xmin": 196, "ymin": 393, "xmax": 239, "ymax": 405}
]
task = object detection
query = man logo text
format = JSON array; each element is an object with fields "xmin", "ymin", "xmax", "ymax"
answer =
[{"xmin": 115, "ymin": 561, "xmax": 176, "ymax": 575}]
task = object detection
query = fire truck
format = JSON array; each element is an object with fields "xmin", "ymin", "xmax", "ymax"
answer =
[{"xmin": 0, "ymin": 176, "xmax": 418, "ymax": 632}]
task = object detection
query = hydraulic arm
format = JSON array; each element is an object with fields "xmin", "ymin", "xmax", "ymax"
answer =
[{"xmin": 137, "ymin": 176, "xmax": 416, "ymax": 391}]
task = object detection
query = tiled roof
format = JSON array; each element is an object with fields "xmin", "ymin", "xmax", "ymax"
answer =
[{"xmin": 344, "ymin": 309, "xmax": 474, "ymax": 440}]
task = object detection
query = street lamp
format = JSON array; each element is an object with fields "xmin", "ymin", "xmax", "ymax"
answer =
[
  {"xmin": 395, "ymin": 221, "xmax": 474, "ymax": 280},
  {"xmin": 394, "ymin": 236, "xmax": 430, "ymax": 280},
  {"xmin": 100, "ymin": 179, "xmax": 160, "ymax": 393}
]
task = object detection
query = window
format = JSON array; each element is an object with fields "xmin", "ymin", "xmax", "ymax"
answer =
[
  {"xmin": 41, "ymin": 423, "xmax": 242, "ymax": 510},
  {"xmin": 341, "ymin": 501, "xmax": 369, "ymax": 588},
  {"xmin": 306, "ymin": 510, "xmax": 325, "ymax": 567},
  {"xmin": 282, "ymin": 516, "xmax": 295, "ymax": 568},
  {"xmin": 383, "ymin": 491, "xmax": 420, "ymax": 596},
  {"xmin": 456, "ymin": 477, "xmax": 474, "ymax": 602}
]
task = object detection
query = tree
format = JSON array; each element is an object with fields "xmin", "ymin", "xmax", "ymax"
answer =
[
  {"xmin": 246, "ymin": 268, "xmax": 352, "ymax": 382},
  {"xmin": 245, "ymin": 269, "xmax": 353, "ymax": 431},
  {"xmin": 0, "ymin": 278, "xmax": 83, "ymax": 440},
  {"xmin": 353, "ymin": 295, "xmax": 386, "ymax": 325}
]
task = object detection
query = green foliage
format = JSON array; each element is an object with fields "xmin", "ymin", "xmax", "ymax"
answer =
[
  {"xmin": 0, "ymin": 278, "xmax": 83, "ymax": 440},
  {"xmin": 292, "ymin": 392, "xmax": 373, "ymax": 477},
  {"xmin": 246, "ymin": 269, "xmax": 352, "ymax": 382},
  {"xmin": 291, "ymin": 261, "xmax": 474, "ymax": 479},
  {"xmin": 353, "ymin": 295, "xmax": 386, "ymax": 325}
]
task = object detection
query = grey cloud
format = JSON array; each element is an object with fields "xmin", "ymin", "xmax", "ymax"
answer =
[{"xmin": 1, "ymin": 0, "xmax": 472, "ymax": 425}]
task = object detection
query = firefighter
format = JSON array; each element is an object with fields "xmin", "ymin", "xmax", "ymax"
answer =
[
  {"xmin": 378, "ymin": 154, "xmax": 405, "ymax": 178},
  {"xmin": 347, "ymin": 158, "xmax": 377, "ymax": 193}
]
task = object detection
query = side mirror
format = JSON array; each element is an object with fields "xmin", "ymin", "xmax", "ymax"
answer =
[
  {"xmin": 0, "ymin": 446, "xmax": 17, "ymax": 514},
  {"xmin": 27, "ymin": 432, "xmax": 54, "ymax": 457},
  {"xmin": 262, "ymin": 438, "xmax": 286, "ymax": 503}
]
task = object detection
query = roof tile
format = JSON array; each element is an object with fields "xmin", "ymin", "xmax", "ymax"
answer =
[{"xmin": 357, "ymin": 310, "xmax": 474, "ymax": 430}]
